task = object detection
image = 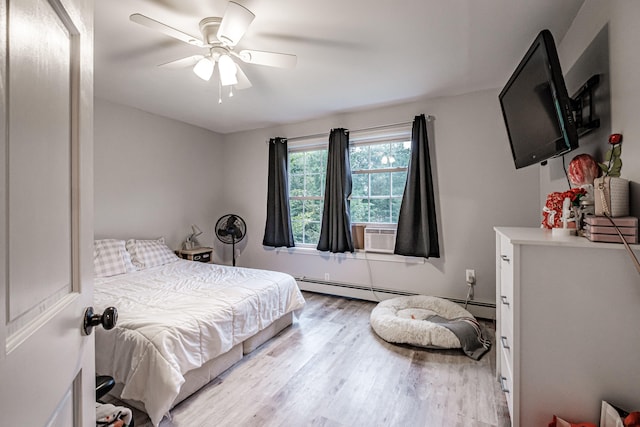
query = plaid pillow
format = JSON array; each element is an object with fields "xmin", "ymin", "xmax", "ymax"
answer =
[
  {"xmin": 94, "ymin": 239, "xmax": 135, "ymax": 277},
  {"xmin": 126, "ymin": 237, "xmax": 178, "ymax": 269}
]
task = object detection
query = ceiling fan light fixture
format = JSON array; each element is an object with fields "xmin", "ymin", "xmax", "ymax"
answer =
[
  {"xmin": 218, "ymin": 54, "xmax": 238, "ymax": 86},
  {"xmin": 193, "ymin": 57, "xmax": 214, "ymax": 81},
  {"xmin": 216, "ymin": 1, "xmax": 255, "ymax": 46}
]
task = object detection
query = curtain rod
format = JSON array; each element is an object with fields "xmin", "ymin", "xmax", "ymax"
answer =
[{"xmin": 265, "ymin": 115, "xmax": 435, "ymax": 144}]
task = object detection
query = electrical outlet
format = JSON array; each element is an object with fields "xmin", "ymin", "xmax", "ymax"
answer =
[
  {"xmin": 466, "ymin": 269, "xmax": 476, "ymax": 284},
  {"xmin": 324, "ymin": 273, "xmax": 330, "ymax": 281}
]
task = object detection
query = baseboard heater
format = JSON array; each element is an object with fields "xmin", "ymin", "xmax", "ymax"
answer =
[{"xmin": 295, "ymin": 276, "xmax": 496, "ymax": 310}]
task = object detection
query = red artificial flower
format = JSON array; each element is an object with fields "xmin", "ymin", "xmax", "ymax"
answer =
[{"xmin": 609, "ymin": 133, "xmax": 623, "ymax": 144}]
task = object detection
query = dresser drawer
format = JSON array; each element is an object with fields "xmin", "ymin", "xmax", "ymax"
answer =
[
  {"xmin": 499, "ymin": 292, "xmax": 513, "ymax": 332},
  {"xmin": 500, "ymin": 345, "xmax": 514, "ymax": 419},
  {"xmin": 499, "ymin": 236, "xmax": 514, "ymax": 295},
  {"xmin": 498, "ymin": 309, "xmax": 514, "ymax": 380}
]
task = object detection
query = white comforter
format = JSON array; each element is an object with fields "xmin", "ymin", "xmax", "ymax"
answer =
[{"xmin": 94, "ymin": 260, "xmax": 305, "ymax": 426}]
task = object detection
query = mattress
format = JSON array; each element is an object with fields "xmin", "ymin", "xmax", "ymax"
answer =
[{"xmin": 93, "ymin": 259, "xmax": 305, "ymax": 426}]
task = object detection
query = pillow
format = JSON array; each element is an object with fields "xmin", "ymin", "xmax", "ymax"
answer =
[
  {"xmin": 126, "ymin": 237, "xmax": 179, "ymax": 269},
  {"xmin": 94, "ymin": 239, "xmax": 136, "ymax": 278}
]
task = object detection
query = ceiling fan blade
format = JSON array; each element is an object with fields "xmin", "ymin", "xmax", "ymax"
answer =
[
  {"xmin": 236, "ymin": 50, "xmax": 297, "ymax": 68},
  {"xmin": 217, "ymin": 1, "xmax": 255, "ymax": 47},
  {"xmin": 130, "ymin": 13, "xmax": 205, "ymax": 47},
  {"xmin": 234, "ymin": 64, "xmax": 252, "ymax": 90},
  {"xmin": 158, "ymin": 55, "xmax": 204, "ymax": 69}
]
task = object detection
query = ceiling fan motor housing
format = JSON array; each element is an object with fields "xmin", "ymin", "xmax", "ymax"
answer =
[{"xmin": 199, "ymin": 17, "xmax": 222, "ymax": 45}]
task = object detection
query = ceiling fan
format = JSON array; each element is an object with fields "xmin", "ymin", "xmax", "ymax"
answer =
[{"xmin": 130, "ymin": 1, "xmax": 297, "ymax": 101}]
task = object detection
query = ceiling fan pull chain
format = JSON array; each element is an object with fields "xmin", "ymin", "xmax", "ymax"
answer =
[{"xmin": 218, "ymin": 79, "xmax": 223, "ymax": 104}]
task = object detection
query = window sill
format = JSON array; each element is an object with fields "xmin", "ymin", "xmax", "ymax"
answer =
[{"xmin": 269, "ymin": 245, "xmax": 424, "ymax": 264}]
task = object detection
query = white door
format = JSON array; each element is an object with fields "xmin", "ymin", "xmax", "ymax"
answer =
[{"xmin": 0, "ymin": 0, "xmax": 95, "ymax": 425}]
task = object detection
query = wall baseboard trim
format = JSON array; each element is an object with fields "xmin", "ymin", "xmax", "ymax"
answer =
[{"xmin": 295, "ymin": 277, "xmax": 496, "ymax": 320}]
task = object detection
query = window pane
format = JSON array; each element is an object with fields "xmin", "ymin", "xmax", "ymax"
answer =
[
  {"xmin": 305, "ymin": 199, "xmax": 323, "ymax": 221},
  {"xmin": 290, "ymin": 174, "xmax": 304, "ymax": 197},
  {"xmin": 350, "ymin": 198, "xmax": 368, "ymax": 223},
  {"xmin": 370, "ymin": 198, "xmax": 391, "ymax": 223},
  {"xmin": 370, "ymin": 172, "xmax": 390, "ymax": 196},
  {"xmin": 304, "ymin": 222, "xmax": 321, "ymax": 245},
  {"xmin": 289, "ymin": 152, "xmax": 304, "ymax": 175},
  {"xmin": 290, "ymin": 199, "xmax": 303, "ymax": 218},
  {"xmin": 370, "ymin": 144, "xmax": 388, "ymax": 168},
  {"xmin": 306, "ymin": 150, "xmax": 327, "ymax": 174},
  {"xmin": 306, "ymin": 173, "xmax": 324, "ymax": 197},
  {"xmin": 350, "ymin": 145, "xmax": 369, "ymax": 170},
  {"xmin": 292, "ymin": 220, "xmax": 303, "ymax": 243},
  {"xmin": 391, "ymin": 171, "xmax": 407, "ymax": 196},
  {"xmin": 352, "ymin": 173, "xmax": 369, "ymax": 197},
  {"xmin": 391, "ymin": 141, "xmax": 411, "ymax": 168},
  {"xmin": 392, "ymin": 198, "xmax": 402, "ymax": 222}
]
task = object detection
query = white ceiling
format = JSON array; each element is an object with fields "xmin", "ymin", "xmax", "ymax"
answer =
[{"xmin": 95, "ymin": 0, "xmax": 585, "ymax": 134}]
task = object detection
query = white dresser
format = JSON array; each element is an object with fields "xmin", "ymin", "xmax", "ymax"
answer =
[{"xmin": 494, "ymin": 227, "xmax": 640, "ymax": 427}]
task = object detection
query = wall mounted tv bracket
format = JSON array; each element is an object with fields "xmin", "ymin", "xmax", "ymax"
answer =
[{"xmin": 571, "ymin": 74, "xmax": 601, "ymax": 137}]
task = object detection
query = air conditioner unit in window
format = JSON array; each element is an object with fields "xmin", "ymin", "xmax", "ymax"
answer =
[{"xmin": 364, "ymin": 227, "xmax": 397, "ymax": 253}]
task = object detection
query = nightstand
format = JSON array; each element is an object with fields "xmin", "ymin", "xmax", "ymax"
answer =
[{"xmin": 176, "ymin": 247, "xmax": 213, "ymax": 263}]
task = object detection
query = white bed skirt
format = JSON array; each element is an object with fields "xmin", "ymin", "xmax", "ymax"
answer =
[{"xmin": 109, "ymin": 312, "xmax": 293, "ymax": 416}]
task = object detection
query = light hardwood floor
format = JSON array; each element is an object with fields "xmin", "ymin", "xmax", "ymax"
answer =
[{"xmin": 118, "ymin": 292, "xmax": 510, "ymax": 427}]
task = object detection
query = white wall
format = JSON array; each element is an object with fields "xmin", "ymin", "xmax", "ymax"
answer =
[
  {"xmin": 544, "ymin": 0, "xmax": 640, "ymax": 217},
  {"xmin": 219, "ymin": 89, "xmax": 540, "ymax": 306},
  {"xmin": 94, "ymin": 98, "xmax": 225, "ymax": 251}
]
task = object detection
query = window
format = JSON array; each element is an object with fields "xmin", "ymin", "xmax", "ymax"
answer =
[
  {"xmin": 289, "ymin": 147, "xmax": 327, "ymax": 245},
  {"xmin": 350, "ymin": 139, "xmax": 411, "ymax": 224},
  {"xmin": 288, "ymin": 128, "xmax": 411, "ymax": 246}
]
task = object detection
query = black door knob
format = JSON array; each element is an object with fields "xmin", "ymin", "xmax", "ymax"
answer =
[{"xmin": 83, "ymin": 306, "xmax": 118, "ymax": 335}]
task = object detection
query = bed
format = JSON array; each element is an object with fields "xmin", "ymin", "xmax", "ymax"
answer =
[{"xmin": 92, "ymin": 238, "xmax": 305, "ymax": 426}]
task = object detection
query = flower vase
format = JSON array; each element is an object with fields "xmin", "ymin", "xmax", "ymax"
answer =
[{"xmin": 594, "ymin": 176, "xmax": 629, "ymax": 217}]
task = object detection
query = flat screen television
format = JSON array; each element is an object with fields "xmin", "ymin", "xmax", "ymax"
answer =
[{"xmin": 499, "ymin": 29, "xmax": 578, "ymax": 169}]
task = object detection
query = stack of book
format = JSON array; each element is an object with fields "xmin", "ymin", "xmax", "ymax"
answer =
[{"xmin": 584, "ymin": 215, "xmax": 638, "ymax": 243}]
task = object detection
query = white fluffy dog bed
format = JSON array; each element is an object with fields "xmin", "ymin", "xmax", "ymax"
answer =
[{"xmin": 370, "ymin": 295, "xmax": 475, "ymax": 349}]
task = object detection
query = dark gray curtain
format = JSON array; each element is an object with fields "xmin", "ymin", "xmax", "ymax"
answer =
[
  {"xmin": 317, "ymin": 128, "xmax": 354, "ymax": 253},
  {"xmin": 394, "ymin": 114, "xmax": 440, "ymax": 258},
  {"xmin": 263, "ymin": 137, "xmax": 295, "ymax": 247}
]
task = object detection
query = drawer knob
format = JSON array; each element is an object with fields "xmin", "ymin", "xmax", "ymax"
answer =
[
  {"xmin": 500, "ymin": 335, "xmax": 510, "ymax": 349},
  {"xmin": 501, "ymin": 255, "xmax": 510, "ymax": 263},
  {"xmin": 500, "ymin": 295, "xmax": 510, "ymax": 306},
  {"xmin": 500, "ymin": 376, "xmax": 510, "ymax": 393}
]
